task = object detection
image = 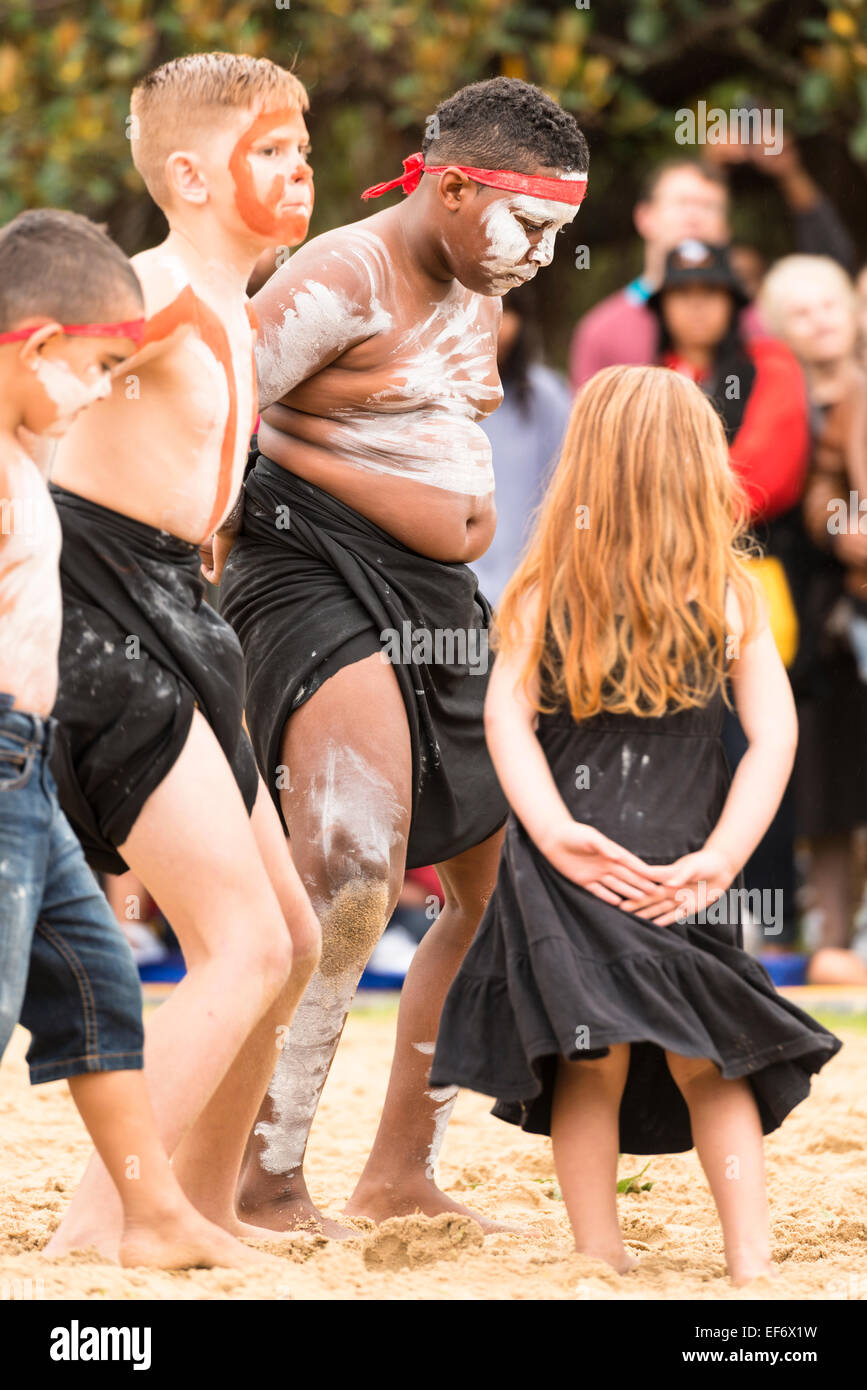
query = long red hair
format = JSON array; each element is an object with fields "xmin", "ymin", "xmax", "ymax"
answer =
[{"xmin": 495, "ymin": 364, "xmax": 763, "ymax": 717}]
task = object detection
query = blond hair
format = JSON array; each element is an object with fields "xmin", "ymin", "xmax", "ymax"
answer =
[
  {"xmin": 496, "ymin": 364, "xmax": 763, "ymax": 720},
  {"xmin": 759, "ymin": 254, "xmax": 856, "ymax": 340},
  {"xmin": 130, "ymin": 52, "xmax": 309, "ymax": 206}
]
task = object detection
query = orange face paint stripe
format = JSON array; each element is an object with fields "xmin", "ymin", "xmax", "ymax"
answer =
[
  {"xmin": 143, "ymin": 285, "xmax": 245, "ymax": 541},
  {"xmin": 229, "ymin": 107, "xmax": 314, "ymax": 240},
  {"xmin": 231, "ymin": 108, "xmax": 291, "ymax": 237}
]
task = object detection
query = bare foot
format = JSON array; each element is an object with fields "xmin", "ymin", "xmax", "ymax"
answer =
[
  {"xmin": 344, "ymin": 1178, "xmax": 522, "ymax": 1234},
  {"xmin": 120, "ymin": 1210, "xmax": 283, "ymax": 1271},
  {"xmin": 44, "ymin": 1224, "xmax": 118, "ymax": 1262},
  {"xmin": 575, "ymin": 1242, "xmax": 639, "ymax": 1275},
  {"xmin": 728, "ymin": 1252, "xmax": 777, "ymax": 1286},
  {"xmin": 236, "ymin": 1192, "xmax": 355, "ymax": 1240}
]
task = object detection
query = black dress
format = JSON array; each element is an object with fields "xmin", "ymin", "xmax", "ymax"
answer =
[{"xmin": 430, "ymin": 662, "xmax": 843, "ymax": 1154}]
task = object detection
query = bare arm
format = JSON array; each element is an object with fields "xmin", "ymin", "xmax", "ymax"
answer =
[
  {"xmin": 253, "ymin": 232, "xmax": 391, "ymax": 409},
  {"xmin": 623, "ymin": 584, "xmax": 799, "ymax": 925},
  {"xmin": 704, "ymin": 590, "xmax": 798, "ymax": 875}
]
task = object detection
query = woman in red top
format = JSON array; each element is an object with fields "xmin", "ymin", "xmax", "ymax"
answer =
[
  {"xmin": 649, "ymin": 240, "xmax": 810, "ymax": 955},
  {"xmin": 649, "ymin": 239, "xmax": 809, "ymax": 521}
]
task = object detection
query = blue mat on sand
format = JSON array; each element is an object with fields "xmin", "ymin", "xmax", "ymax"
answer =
[{"xmin": 757, "ymin": 953, "xmax": 809, "ymax": 987}]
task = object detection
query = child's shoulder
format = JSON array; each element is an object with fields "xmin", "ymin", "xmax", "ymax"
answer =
[
  {"xmin": 130, "ymin": 246, "xmax": 190, "ymax": 313},
  {"xmin": 273, "ymin": 220, "xmax": 389, "ymax": 291}
]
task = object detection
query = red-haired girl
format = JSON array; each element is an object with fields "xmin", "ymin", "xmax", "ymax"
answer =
[{"xmin": 431, "ymin": 364, "xmax": 842, "ymax": 1284}]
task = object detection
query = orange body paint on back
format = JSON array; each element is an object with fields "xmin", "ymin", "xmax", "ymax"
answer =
[
  {"xmin": 229, "ymin": 109, "xmax": 313, "ymax": 241},
  {"xmin": 245, "ymin": 301, "xmax": 260, "ymax": 432},
  {"xmin": 144, "ymin": 286, "xmax": 253, "ymax": 539}
]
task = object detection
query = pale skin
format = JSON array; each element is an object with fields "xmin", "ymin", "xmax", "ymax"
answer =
[
  {"xmin": 485, "ymin": 584, "xmax": 798, "ymax": 1284},
  {"xmin": 633, "ymin": 166, "xmax": 729, "ymax": 287},
  {"xmin": 0, "ymin": 325, "xmax": 278, "ymax": 1269},
  {"xmin": 44, "ymin": 101, "xmax": 326, "ymax": 1259},
  {"xmin": 221, "ymin": 158, "xmax": 596, "ymax": 1234},
  {"xmin": 766, "ymin": 277, "xmax": 867, "ymax": 974}
]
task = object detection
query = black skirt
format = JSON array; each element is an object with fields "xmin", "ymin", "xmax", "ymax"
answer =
[
  {"xmin": 430, "ymin": 690, "xmax": 843, "ymax": 1153},
  {"xmin": 50, "ymin": 486, "xmax": 259, "ymax": 874},
  {"xmin": 219, "ymin": 453, "xmax": 508, "ymax": 868}
]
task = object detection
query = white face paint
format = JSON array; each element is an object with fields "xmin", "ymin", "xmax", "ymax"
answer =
[
  {"xmin": 34, "ymin": 357, "xmax": 111, "ymax": 436},
  {"xmin": 479, "ymin": 171, "xmax": 584, "ymax": 291}
]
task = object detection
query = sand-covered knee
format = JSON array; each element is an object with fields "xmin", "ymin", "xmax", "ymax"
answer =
[{"xmin": 318, "ymin": 878, "xmax": 391, "ymax": 978}]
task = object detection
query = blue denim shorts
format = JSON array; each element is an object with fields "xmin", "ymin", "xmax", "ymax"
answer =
[{"xmin": 0, "ymin": 701, "xmax": 144, "ymax": 1084}]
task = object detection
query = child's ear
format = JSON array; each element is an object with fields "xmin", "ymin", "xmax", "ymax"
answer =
[
  {"xmin": 17, "ymin": 322, "xmax": 64, "ymax": 369},
  {"xmin": 164, "ymin": 151, "xmax": 209, "ymax": 207}
]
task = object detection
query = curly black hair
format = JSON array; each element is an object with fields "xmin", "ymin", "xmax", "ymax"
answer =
[{"xmin": 423, "ymin": 77, "xmax": 589, "ymax": 178}]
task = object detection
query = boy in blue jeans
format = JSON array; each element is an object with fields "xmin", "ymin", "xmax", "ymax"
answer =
[{"xmin": 0, "ymin": 208, "xmax": 271, "ymax": 1269}]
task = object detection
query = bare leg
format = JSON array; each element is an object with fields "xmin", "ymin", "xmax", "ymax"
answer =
[
  {"xmin": 805, "ymin": 832, "xmax": 857, "ymax": 950},
  {"xmin": 345, "ymin": 829, "xmax": 508, "ymax": 1227},
  {"xmin": 67, "ymin": 1072, "xmax": 274, "ymax": 1270},
  {"xmin": 47, "ymin": 713, "xmax": 296, "ymax": 1257},
  {"xmin": 550, "ymin": 1046, "xmax": 637, "ymax": 1274},
  {"xmin": 170, "ymin": 779, "xmax": 321, "ymax": 1235},
  {"xmin": 237, "ymin": 654, "xmax": 411, "ymax": 1235},
  {"xmin": 665, "ymin": 1051, "xmax": 774, "ymax": 1285},
  {"xmin": 807, "ymin": 946, "xmax": 867, "ymax": 984}
]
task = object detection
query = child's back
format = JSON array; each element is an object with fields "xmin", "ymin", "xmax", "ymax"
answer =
[
  {"xmin": 536, "ymin": 605, "xmax": 733, "ymax": 887},
  {"xmin": 431, "ymin": 365, "xmax": 842, "ymax": 1283}
]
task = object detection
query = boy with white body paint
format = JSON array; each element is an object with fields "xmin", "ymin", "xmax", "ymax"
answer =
[
  {"xmin": 43, "ymin": 53, "xmax": 322, "ymax": 1259},
  {"xmin": 0, "ymin": 209, "xmax": 274, "ymax": 1271},
  {"xmin": 217, "ymin": 79, "xmax": 656, "ymax": 1236}
]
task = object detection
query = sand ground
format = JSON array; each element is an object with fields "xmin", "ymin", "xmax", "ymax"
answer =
[{"xmin": 1, "ymin": 994, "xmax": 864, "ymax": 1301}]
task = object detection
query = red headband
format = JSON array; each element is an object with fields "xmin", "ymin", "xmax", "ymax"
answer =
[
  {"xmin": 361, "ymin": 152, "xmax": 587, "ymax": 205},
  {"xmin": 0, "ymin": 317, "xmax": 146, "ymax": 347}
]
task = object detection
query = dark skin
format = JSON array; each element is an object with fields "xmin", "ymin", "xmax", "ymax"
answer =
[
  {"xmin": 241, "ymin": 164, "xmax": 581, "ymax": 565},
  {"xmin": 230, "ymin": 161, "xmax": 586, "ymax": 1235}
]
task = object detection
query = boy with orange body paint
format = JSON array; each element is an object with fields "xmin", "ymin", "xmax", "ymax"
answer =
[
  {"xmin": 0, "ymin": 208, "xmax": 279, "ymax": 1271},
  {"xmin": 45, "ymin": 54, "xmax": 321, "ymax": 1259}
]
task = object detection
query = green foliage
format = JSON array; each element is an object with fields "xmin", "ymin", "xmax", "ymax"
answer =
[
  {"xmin": 617, "ymin": 1159, "xmax": 654, "ymax": 1194},
  {"xmin": 2, "ymin": 0, "xmax": 862, "ymax": 231},
  {"xmin": 3, "ymin": 0, "xmax": 867, "ymax": 364}
]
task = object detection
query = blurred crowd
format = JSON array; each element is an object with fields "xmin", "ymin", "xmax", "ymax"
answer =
[{"xmin": 116, "ymin": 129, "xmax": 867, "ymax": 989}]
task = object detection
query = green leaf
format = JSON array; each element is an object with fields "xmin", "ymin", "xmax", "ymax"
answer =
[{"xmin": 617, "ymin": 1159, "xmax": 654, "ymax": 1194}]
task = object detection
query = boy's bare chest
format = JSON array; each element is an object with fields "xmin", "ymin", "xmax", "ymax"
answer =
[
  {"xmin": 147, "ymin": 301, "xmax": 256, "ymax": 444},
  {"xmin": 297, "ymin": 290, "xmax": 502, "ymax": 419}
]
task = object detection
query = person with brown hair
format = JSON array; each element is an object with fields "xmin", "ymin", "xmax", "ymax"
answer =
[
  {"xmin": 0, "ymin": 208, "xmax": 272, "ymax": 1270},
  {"xmin": 431, "ymin": 365, "xmax": 841, "ymax": 1284}
]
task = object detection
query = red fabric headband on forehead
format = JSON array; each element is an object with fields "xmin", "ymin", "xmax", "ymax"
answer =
[
  {"xmin": 0, "ymin": 317, "xmax": 146, "ymax": 347},
  {"xmin": 361, "ymin": 151, "xmax": 587, "ymax": 205}
]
